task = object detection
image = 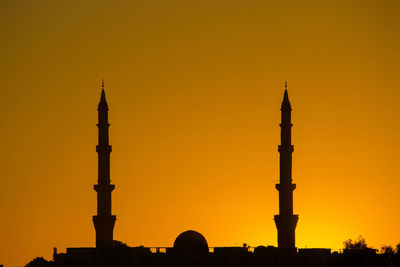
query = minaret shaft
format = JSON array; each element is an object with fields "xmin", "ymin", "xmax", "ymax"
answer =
[
  {"xmin": 93, "ymin": 87, "xmax": 116, "ymax": 248},
  {"xmin": 274, "ymin": 88, "xmax": 298, "ymax": 248}
]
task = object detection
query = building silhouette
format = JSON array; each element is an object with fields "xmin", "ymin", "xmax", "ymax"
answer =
[
  {"xmin": 274, "ymin": 82, "xmax": 298, "ymax": 248},
  {"xmin": 93, "ymin": 81, "xmax": 116, "ymax": 248},
  {"xmin": 37, "ymin": 82, "xmax": 394, "ymax": 267}
]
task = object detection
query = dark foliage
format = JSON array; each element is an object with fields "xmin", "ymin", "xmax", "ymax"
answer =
[
  {"xmin": 343, "ymin": 236, "xmax": 368, "ymax": 250},
  {"xmin": 25, "ymin": 257, "xmax": 53, "ymax": 267}
]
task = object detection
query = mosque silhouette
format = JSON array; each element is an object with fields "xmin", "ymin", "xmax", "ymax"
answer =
[
  {"xmin": 91, "ymin": 80, "xmax": 297, "ymax": 251},
  {"xmin": 42, "ymin": 82, "xmax": 387, "ymax": 267}
]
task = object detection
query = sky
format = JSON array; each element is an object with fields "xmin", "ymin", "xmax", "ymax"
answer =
[{"xmin": 1, "ymin": 0, "xmax": 400, "ymax": 266}]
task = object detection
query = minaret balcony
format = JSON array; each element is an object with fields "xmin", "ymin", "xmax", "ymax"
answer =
[
  {"xmin": 275, "ymin": 184, "xmax": 296, "ymax": 191},
  {"xmin": 279, "ymin": 123, "xmax": 293, "ymax": 127},
  {"xmin": 94, "ymin": 183, "xmax": 115, "ymax": 192},
  {"xmin": 96, "ymin": 123, "xmax": 110, "ymax": 127},
  {"xmin": 96, "ymin": 145, "xmax": 112, "ymax": 153}
]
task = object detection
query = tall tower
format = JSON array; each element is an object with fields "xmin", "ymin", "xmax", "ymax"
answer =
[
  {"xmin": 93, "ymin": 81, "xmax": 116, "ymax": 248},
  {"xmin": 274, "ymin": 82, "xmax": 298, "ymax": 248}
]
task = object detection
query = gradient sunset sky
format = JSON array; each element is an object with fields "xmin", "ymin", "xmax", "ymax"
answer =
[{"xmin": 1, "ymin": 1, "xmax": 400, "ymax": 266}]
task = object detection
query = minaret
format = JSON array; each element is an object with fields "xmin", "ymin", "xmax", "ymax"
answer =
[
  {"xmin": 274, "ymin": 82, "xmax": 298, "ymax": 248},
  {"xmin": 93, "ymin": 81, "xmax": 116, "ymax": 248}
]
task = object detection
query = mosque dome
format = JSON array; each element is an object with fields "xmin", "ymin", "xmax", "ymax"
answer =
[{"xmin": 173, "ymin": 230, "xmax": 208, "ymax": 250}]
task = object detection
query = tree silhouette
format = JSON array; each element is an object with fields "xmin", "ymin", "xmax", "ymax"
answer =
[
  {"xmin": 396, "ymin": 243, "xmax": 400, "ymax": 255},
  {"xmin": 343, "ymin": 236, "xmax": 368, "ymax": 250},
  {"xmin": 25, "ymin": 257, "xmax": 52, "ymax": 267},
  {"xmin": 380, "ymin": 245, "xmax": 394, "ymax": 255}
]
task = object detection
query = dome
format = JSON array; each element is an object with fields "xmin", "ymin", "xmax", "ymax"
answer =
[{"xmin": 173, "ymin": 230, "xmax": 208, "ymax": 250}]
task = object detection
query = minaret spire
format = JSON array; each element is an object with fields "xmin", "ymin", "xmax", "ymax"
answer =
[
  {"xmin": 93, "ymin": 81, "xmax": 116, "ymax": 248},
  {"xmin": 274, "ymin": 82, "xmax": 298, "ymax": 248}
]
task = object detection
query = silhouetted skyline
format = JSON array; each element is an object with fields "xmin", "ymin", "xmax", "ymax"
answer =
[
  {"xmin": 1, "ymin": 1, "xmax": 400, "ymax": 266},
  {"xmin": 27, "ymin": 85, "xmax": 400, "ymax": 267}
]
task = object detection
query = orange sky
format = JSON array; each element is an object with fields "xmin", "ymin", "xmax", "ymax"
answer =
[{"xmin": 1, "ymin": 1, "xmax": 400, "ymax": 266}]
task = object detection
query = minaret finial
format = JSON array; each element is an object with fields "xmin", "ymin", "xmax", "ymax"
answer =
[
  {"xmin": 98, "ymin": 80, "xmax": 108, "ymax": 111},
  {"xmin": 281, "ymin": 81, "xmax": 291, "ymax": 111}
]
